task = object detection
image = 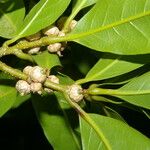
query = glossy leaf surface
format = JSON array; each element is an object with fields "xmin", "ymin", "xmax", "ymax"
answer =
[
  {"xmin": 72, "ymin": 0, "xmax": 97, "ymax": 11},
  {"xmin": 117, "ymin": 71, "xmax": 150, "ymax": 109},
  {"xmin": 0, "ymin": 85, "xmax": 16, "ymax": 117},
  {"xmin": 32, "ymin": 51, "xmax": 61, "ymax": 69},
  {"xmin": 79, "ymin": 54, "xmax": 142, "ymax": 84},
  {"xmin": 80, "ymin": 114, "xmax": 150, "ymax": 150},
  {"xmin": 0, "ymin": 0, "xmax": 25, "ymax": 38},
  {"xmin": 83, "ymin": 0, "xmax": 98, "ymax": 9},
  {"xmin": 15, "ymin": 0, "xmax": 71, "ymax": 39},
  {"xmin": 70, "ymin": 0, "xmax": 150, "ymax": 55},
  {"xmin": 32, "ymin": 76, "xmax": 81, "ymax": 150}
]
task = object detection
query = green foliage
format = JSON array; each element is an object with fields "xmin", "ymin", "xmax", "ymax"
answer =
[
  {"xmin": 32, "ymin": 93, "xmax": 80, "ymax": 150},
  {"xmin": 32, "ymin": 51, "xmax": 61, "ymax": 69},
  {"xmin": 0, "ymin": 0, "xmax": 150, "ymax": 149},
  {"xmin": 17, "ymin": 0, "xmax": 71, "ymax": 37},
  {"xmin": 80, "ymin": 114, "xmax": 150, "ymax": 150},
  {"xmin": 32, "ymin": 75, "xmax": 81, "ymax": 150},
  {"xmin": 117, "ymin": 71, "xmax": 150, "ymax": 109},
  {"xmin": 78, "ymin": 54, "xmax": 143, "ymax": 84},
  {"xmin": 0, "ymin": 0, "xmax": 25, "ymax": 38},
  {"xmin": 71, "ymin": 0, "xmax": 150, "ymax": 55},
  {"xmin": 0, "ymin": 85, "xmax": 16, "ymax": 117}
]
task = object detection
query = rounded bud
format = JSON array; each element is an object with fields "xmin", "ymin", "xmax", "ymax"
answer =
[
  {"xmin": 29, "ymin": 66, "xmax": 47, "ymax": 83},
  {"xmin": 28, "ymin": 47, "xmax": 40, "ymax": 54},
  {"xmin": 47, "ymin": 75, "xmax": 59, "ymax": 84},
  {"xmin": 58, "ymin": 31, "xmax": 65, "ymax": 37},
  {"xmin": 68, "ymin": 84, "xmax": 83, "ymax": 102},
  {"xmin": 60, "ymin": 46, "xmax": 65, "ymax": 51},
  {"xmin": 47, "ymin": 43, "xmax": 62, "ymax": 53},
  {"xmin": 30, "ymin": 82, "xmax": 42, "ymax": 94},
  {"xmin": 16, "ymin": 80, "xmax": 30, "ymax": 96},
  {"xmin": 26, "ymin": 32, "xmax": 41, "ymax": 41},
  {"xmin": 23, "ymin": 66, "xmax": 33, "ymax": 75},
  {"xmin": 69, "ymin": 20, "xmax": 77, "ymax": 30},
  {"xmin": 43, "ymin": 26, "xmax": 60, "ymax": 36}
]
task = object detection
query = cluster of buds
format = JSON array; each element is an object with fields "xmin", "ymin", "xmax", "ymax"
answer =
[
  {"xmin": 15, "ymin": 67, "xmax": 84, "ymax": 102},
  {"xmin": 15, "ymin": 66, "xmax": 59, "ymax": 96},
  {"xmin": 43, "ymin": 26, "xmax": 66, "ymax": 56},
  {"xmin": 24, "ymin": 19, "xmax": 77, "ymax": 55},
  {"xmin": 43, "ymin": 20, "xmax": 77, "ymax": 56}
]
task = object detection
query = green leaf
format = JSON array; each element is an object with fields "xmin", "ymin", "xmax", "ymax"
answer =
[
  {"xmin": 70, "ymin": 0, "xmax": 150, "ymax": 55},
  {"xmin": 63, "ymin": 0, "xmax": 97, "ymax": 32},
  {"xmin": 103, "ymin": 106, "xmax": 127, "ymax": 123},
  {"xmin": 82, "ymin": 0, "xmax": 98, "ymax": 9},
  {"xmin": 12, "ymin": 94, "xmax": 31, "ymax": 108},
  {"xmin": 80, "ymin": 114, "xmax": 150, "ymax": 150},
  {"xmin": 116, "ymin": 71, "xmax": 150, "ymax": 109},
  {"xmin": 32, "ymin": 75, "xmax": 81, "ymax": 150},
  {"xmin": 32, "ymin": 94, "xmax": 81, "ymax": 150},
  {"xmin": 0, "ymin": 85, "xmax": 17, "ymax": 117},
  {"xmin": 0, "ymin": 0, "xmax": 25, "ymax": 38},
  {"xmin": 72, "ymin": 0, "xmax": 97, "ymax": 11},
  {"xmin": 15, "ymin": 0, "xmax": 71, "ymax": 39},
  {"xmin": 0, "ymin": 72, "xmax": 31, "ymax": 112},
  {"xmin": 77, "ymin": 54, "xmax": 142, "ymax": 84},
  {"xmin": 32, "ymin": 51, "xmax": 61, "ymax": 69}
]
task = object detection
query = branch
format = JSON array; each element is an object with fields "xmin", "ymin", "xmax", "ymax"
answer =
[
  {"xmin": 63, "ymin": 92, "xmax": 112, "ymax": 150},
  {"xmin": 0, "ymin": 61, "xmax": 67, "ymax": 92},
  {"xmin": 0, "ymin": 35, "xmax": 70, "ymax": 58}
]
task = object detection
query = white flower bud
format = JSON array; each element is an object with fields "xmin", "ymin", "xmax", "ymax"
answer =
[
  {"xmin": 60, "ymin": 46, "xmax": 65, "ymax": 51},
  {"xmin": 47, "ymin": 43, "xmax": 62, "ymax": 53},
  {"xmin": 26, "ymin": 32, "xmax": 41, "ymax": 41},
  {"xmin": 28, "ymin": 47, "xmax": 40, "ymax": 54},
  {"xmin": 69, "ymin": 20, "xmax": 77, "ymax": 30},
  {"xmin": 16, "ymin": 80, "xmax": 30, "ymax": 96},
  {"xmin": 23, "ymin": 66, "xmax": 33, "ymax": 75},
  {"xmin": 68, "ymin": 84, "xmax": 83, "ymax": 102},
  {"xmin": 47, "ymin": 75, "xmax": 59, "ymax": 84},
  {"xmin": 43, "ymin": 26, "xmax": 60, "ymax": 36},
  {"xmin": 58, "ymin": 31, "xmax": 65, "ymax": 37},
  {"xmin": 30, "ymin": 82, "xmax": 42, "ymax": 94},
  {"xmin": 29, "ymin": 66, "xmax": 46, "ymax": 83}
]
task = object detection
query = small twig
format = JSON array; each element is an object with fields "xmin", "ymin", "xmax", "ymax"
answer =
[
  {"xmin": 13, "ymin": 49, "xmax": 34, "ymax": 62},
  {"xmin": 0, "ymin": 61, "xmax": 27, "ymax": 80},
  {"xmin": 63, "ymin": 92, "xmax": 112, "ymax": 150},
  {"xmin": 0, "ymin": 35, "xmax": 69, "ymax": 58},
  {"xmin": 0, "ymin": 61, "xmax": 67, "ymax": 92}
]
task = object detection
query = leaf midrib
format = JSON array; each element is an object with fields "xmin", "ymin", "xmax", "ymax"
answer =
[
  {"xmin": 18, "ymin": 0, "xmax": 49, "ymax": 37},
  {"xmin": 64, "ymin": 10, "xmax": 150, "ymax": 41},
  {"xmin": 87, "ymin": 58, "xmax": 120, "ymax": 81},
  {"xmin": 76, "ymin": 58, "xmax": 120, "ymax": 84}
]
